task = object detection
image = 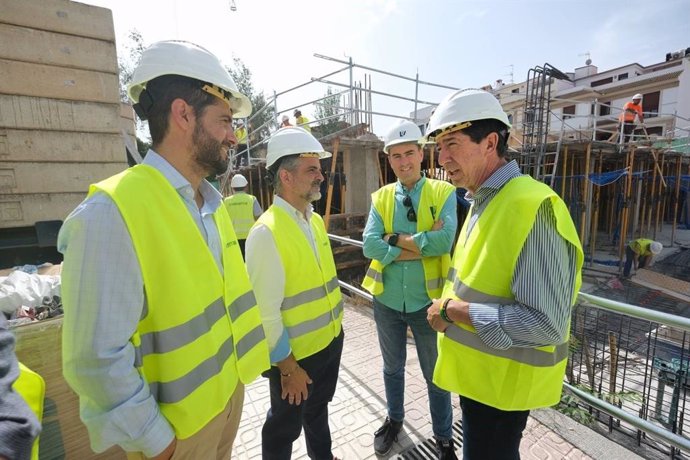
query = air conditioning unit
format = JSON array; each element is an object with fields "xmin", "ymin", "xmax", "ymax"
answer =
[{"xmin": 665, "ymin": 47, "xmax": 690, "ymax": 62}]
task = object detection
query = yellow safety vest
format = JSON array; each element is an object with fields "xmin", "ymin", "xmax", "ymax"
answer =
[
  {"xmin": 434, "ymin": 176, "xmax": 583, "ymax": 411},
  {"xmin": 362, "ymin": 179, "xmax": 455, "ymax": 298},
  {"xmin": 296, "ymin": 116, "xmax": 311, "ymax": 132},
  {"xmin": 235, "ymin": 127, "xmax": 248, "ymax": 143},
  {"xmin": 91, "ymin": 165, "xmax": 269, "ymax": 439},
  {"xmin": 14, "ymin": 363, "xmax": 44, "ymax": 460},
  {"xmin": 630, "ymin": 238, "xmax": 654, "ymax": 256},
  {"xmin": 224, "ymin": 193, "xmax": 257, "ymax": 239},
  {"xmin": 256, "ymin": 205, "xmax": 343, "ymax": 360}
]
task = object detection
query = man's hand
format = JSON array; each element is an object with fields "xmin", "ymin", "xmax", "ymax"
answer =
[
  {"xmin": 427, "ymin": 298, "xmax": 451, "ymax": 333},
  {"xmin": 431, "ymin": 219, "xmax": 444, "ymax": 231},
  {"xmin": 151, "ymin": 438, "xmax": 177, "ymax": 460},
  {"xmin": 281, "ymin": 366, "xmax": 312, "ymax": 405}
]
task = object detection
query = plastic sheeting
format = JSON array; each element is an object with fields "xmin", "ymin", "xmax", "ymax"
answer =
[{"xmin": 0, "ymin": 271, "xmax": 61, "ymax": 315}]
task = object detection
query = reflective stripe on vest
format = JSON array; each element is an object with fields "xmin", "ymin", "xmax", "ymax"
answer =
[
  {"xmin": 256, "ymin": 205, "xmax": 343, "ymax": 360},
  {"xmin": 434, "ymin": 175, "xmax": 583, "ymax": 411},
  {"xmin": 224, "ymin": 193, "xmax": 256, "ymax": 239},
  {"xmin": 362, "ymin": 179, "xmax": 454, "ymax": 298},
  {"xmin": 92, "ymin": 165, "xmax": 269, "ymax": 439},
  {"xmin": 14, "ymin": 362, "xmax": 44, "ymax": 460}
]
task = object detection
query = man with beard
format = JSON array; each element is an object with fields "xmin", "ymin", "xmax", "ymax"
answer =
[
  {"xmin": 424, "ymin": 89, "xmax": 583, "ymax": 460},
  {"xmin": 59, "ymin": 41, "xmax": 269, "ymax": 460},
  {"xmin": 245, "ymin": 127, "xmax": 344, "ymax": 460}
]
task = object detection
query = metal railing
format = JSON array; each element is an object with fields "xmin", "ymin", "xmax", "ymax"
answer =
[{"xmin": 328, "ymin": 232, "xmax": 690, "ymax": 457}]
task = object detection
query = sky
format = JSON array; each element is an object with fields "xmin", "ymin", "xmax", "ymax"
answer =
[{"xmin": 82, "ymin": 0, "xmax": 690, "ymax": 135}]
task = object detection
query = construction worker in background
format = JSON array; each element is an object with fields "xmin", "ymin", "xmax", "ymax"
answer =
[
  {"xmin": 280, "ymin": 115, "xmax": 293, "ymax": 128},
  {"xmin": 294, "ymin": 109, "xmax": 311, "ymax": 132},
  {"xmin": 0, "ymin": 314, "xmax": 42, "ymax": 460},
  {"xmin": 245, "ymin": 126, "xmax": 344, "ymax": 460},
  {"xmin": 620, "ymin": 93, "xmax": 644, "ymax": 143},
  {"xmin": 623, "ymin": 238, "xmax": 662, "ymax": 278},
  {"xmin": 235, "ymin": 120, "xmax": 248, "ymax": 155},
  {"xmin": 58, "ymin": 41, "xmax": 269, "ymax": 460},
  {"xmin": 362, "ymin": 119, "xmax": 458, "ymax": 458},
  {"xmin": 424, "ymin": 89, "xmax": 583, "ymax": 460},
  {"xmin": 224, "ymin": 173, "xmax": 263, "ymax": 257}
]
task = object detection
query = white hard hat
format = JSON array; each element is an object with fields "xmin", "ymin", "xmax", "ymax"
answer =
[
  {"xmin": 632, "ymin": 93, "xmax": 643, "ymax": 100},
  {"xmin": 649, "ymin": 241, "xmax": 662, "ymax": 255},
  {"xmin": 128, "ymin": 40, "xmax": 252, "ymax": 118},
  {"xmin": 266, "ymin": 127, "xmax": 331, "ymax": 169},
  {"xmin": 230, "ymin": 174, "xmax": 248, "ymax": 188},
  {"xmin": 423, "ymin": 89, "xmax": 511, "ymax": 143},
  {"xmin": 383, "ymin": 120, "xmax": 422, "ymax": 153},
  {"xmin": 282, "ymin": 115, "xmax": 289, "ymax": 122}
]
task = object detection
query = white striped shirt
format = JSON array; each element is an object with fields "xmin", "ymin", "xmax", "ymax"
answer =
[{"xmin": 465, "ymin": 161, "xmax": 578, "ymax": 350}]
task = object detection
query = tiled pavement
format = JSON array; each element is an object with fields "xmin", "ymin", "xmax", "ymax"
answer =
[{"xmin": 234, "ymin": 299, "xmax": 642, "ymax": 459}]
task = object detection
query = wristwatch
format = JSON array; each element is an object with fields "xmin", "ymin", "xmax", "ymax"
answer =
[{"xmin": 387, "ymin": 233, "xmax": 400, "ymax": 246}]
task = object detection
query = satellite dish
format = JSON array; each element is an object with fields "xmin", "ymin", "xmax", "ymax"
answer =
[{"xmin": 585, "ymin": 58, "xmax": 592, "ymax": 65}]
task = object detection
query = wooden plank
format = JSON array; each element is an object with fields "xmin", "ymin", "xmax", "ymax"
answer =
[
  {"xmin": 0, "ymin": 95, "xmax": 121, "ymax": 133},
  {"xmin": 1, "ymin": 192, "xmax": 90, "ymax": 228},
  {"xmin": 0, "ymin": 24, "xmax": 118, "ymax": 73},
  {"xmin": 14, "ymin": 319, "xmax": 125, "ymax": 459},
  {"xmin": 0, "ymin": 59, "xmax": 120, "ymax": 104},
  {"xmin": 634, "ymin": 268, "xmax": 690, "ymax": 301},
  {"xmin": 0, "ymin": 129, "xmax": 126, "ymax": 163},
  {"xmin": 0, "ymin": 0, "xmax": 115, "ymax": 42},
  {"xmin": 1, "ymin": 162, "xmax": 127, "ymax": 194}
]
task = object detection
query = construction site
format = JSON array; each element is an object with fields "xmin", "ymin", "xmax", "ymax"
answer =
[{"xmin": 1, "ymin": 0, "xmax": 689, "ymax": 459}]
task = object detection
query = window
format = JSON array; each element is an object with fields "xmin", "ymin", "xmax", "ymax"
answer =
[
  {"xmin": 507, "ymin": 113, "xmax": 514, "ymax": 124},
  {"xmin": 591, "ymin": 77, "xmax": 613, "ymax": 87},
  {"xmin": 642, "ymin": 91, "xmax": 660, "ymax": 118},
  {"xmin": 511, "ymin": 88, "xmax": 520, "ymax": 94},
  {"xmin": 563, "ymin": 105, "xmax": 576, "ymax": 119},
  {"xmin": 618, "ymin": 72, "xmax": 628, "ymax": 81},
  {"xmin": 599, "ymin": 101, "xmax": 611, "ymax": 116}
]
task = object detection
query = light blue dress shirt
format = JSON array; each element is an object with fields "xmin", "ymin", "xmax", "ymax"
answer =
[
  {"xmin": 58, "ymin": 150, "xmax": 223, "ymax": 457},
  {"xmin": 362, "ymin": 176, "xmax": 458, "ymax": 313}
]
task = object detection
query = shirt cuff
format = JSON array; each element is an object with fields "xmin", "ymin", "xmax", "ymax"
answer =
[
  {"xmin": 118, "ymin": 411, "xmax": 175, "ymax": 458},
  {"xmin": 270, "ymin": 329, "xmax": 291, "ymax": 364},
  {"xmin": 380, "ymin": 244, "xmax": 402, "ymax": 265},
  {"xmin": 468, "ymin": 302, "xmax": 512, "ymax": 350},
  {"xmin": 412, "ymin": 231, "xmax": 428, "ymax": 253}
]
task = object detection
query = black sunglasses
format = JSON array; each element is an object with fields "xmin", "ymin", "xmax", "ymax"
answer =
[{"xmin": 403, "ymin": 195, "xmax": 417, "ymax": 222}]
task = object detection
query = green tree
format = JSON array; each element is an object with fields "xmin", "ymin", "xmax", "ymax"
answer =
[
  {"xmin": 314, "ymin": 86, "xmax": 343, "ymax": 136},
  {"xmin": 227, "ymin": 58, "xmax": 276, "ymax": 153}
]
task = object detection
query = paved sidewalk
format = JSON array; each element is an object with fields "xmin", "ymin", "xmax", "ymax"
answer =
[{"xmin": 234, "ymin": 299, "xmax": 640, "ymax": 459}]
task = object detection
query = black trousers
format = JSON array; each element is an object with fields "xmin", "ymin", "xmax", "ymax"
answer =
[
  {"xmin": 460, "ymin": 396, "xmax": 530, "ymax": 460},
  {"xmin": 623, "ymin": 122, "xmax": 636, "ymax": 144},
  {"xmin": 262, "ymin": 331, "xmax": 344, "ymax": 460}
]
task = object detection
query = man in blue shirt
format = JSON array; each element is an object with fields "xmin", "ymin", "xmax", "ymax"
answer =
[{"xmin": 362, "ymin": 120, "xmax": 458, "ymax": 458}]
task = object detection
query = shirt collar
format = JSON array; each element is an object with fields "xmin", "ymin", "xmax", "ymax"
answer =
[
  {"xmin": 142, "ymin": 149, "xmax": 223, "ymax": 212},
  {"xmin": 273, "ymin": 195, "xmax": 313, "ymax": 222},
  {"xmin": 397, "ymin": 175, "xmax": 426, "ymax": 195},
  {"xmin": 466, "ymin": 160, "xmax": 522, "ymax": 201}
]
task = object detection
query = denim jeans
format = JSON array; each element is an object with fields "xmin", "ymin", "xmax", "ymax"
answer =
[
  {"xmin": 373, "ymin": 298, "xmax": 453, "ymax": 440},
  {"xmin": 460, "ymin": 396, "xmax": 529, "ymax": 460}
]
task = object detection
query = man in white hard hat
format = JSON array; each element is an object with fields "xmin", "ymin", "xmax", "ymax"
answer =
[
  {"xmin": 245, "ymin": 126, "xmax": 344, "ymax": 459},
  {"xmin": 224, "ymin": 173, "xmax": 263, "ymax": 257},
  {"xmin": 423, "ymin": 89, "xmax": 583, "ymax": 460},
  {"xmin": 59, "ymin": 40, "xmax": 269, "ymax": 459},
  {"xmin": 280, "ymin": 115, "xmax": 293, "ymax": 128},
  {"xmin": 623, "ymin": 238, "xmax": 662, "ymax": 278},
  {"xmin": 362, "ymin": 119, "xmax": 458, "ymax": 458},
  {"xmin": 619, "ymin": 93, "xmax": 644, "ymax": 144}
]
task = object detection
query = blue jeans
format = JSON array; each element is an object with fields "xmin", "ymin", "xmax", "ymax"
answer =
[
  {"xmin": 373, "ymin": 298, "xmax": 453, "ymax": 440},
  {"xmin": 460, "ymin": 396, "xmax": 529, "ymax": 460}
]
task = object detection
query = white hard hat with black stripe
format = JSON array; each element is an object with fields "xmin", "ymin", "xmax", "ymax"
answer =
[
  {"xmin": 423, "ymin": 89, "xmax": 511, "ymax": 143},
  {"xmin": 128, "ymin": 40, "xmax": 252, "ymax": 118}
]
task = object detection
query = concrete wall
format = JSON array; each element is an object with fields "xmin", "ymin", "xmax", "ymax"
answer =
[
  {"xmin": 342, "ymin": 139, "xmax": 382, "ymax": 214},
  {"xmin": 0, "ymin": 0, "xmax": 127, "ymax": 229}
]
